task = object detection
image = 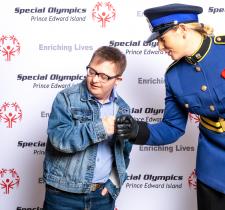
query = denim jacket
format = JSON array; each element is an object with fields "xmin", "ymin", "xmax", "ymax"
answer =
[{"xmin": 43, "ymin": 80, "xmax": 132, "ymax": 200}]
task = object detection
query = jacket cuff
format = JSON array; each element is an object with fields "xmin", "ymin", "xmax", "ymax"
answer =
[{"xmin": 132, "ymin": 121, "xmax": 150, "ymax": 145}]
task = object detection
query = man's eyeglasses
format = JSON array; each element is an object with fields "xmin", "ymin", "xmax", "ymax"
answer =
[{"xmin": 86, "ymin": 66, "xmax": 121, "ymax": 82}]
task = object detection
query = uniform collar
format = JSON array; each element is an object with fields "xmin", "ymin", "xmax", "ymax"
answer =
[{"xmin": 185, "ymin": 36, "xmax": 212, "ymax": 64}]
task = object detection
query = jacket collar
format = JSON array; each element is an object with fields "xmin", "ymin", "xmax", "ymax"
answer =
[
  {"xmin": 185, "ymin": 36, "xmax": 212, "ymax": 64},
  {"xmin": 80, "ymin": 79, "xmax": 117, "ymax": 102},
  {"xmin": 80, "ymin": 79, "xmax": 91, "ymax": 101}
]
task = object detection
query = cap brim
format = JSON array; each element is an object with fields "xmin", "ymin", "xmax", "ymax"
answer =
[
  {"xmin": 145, "ymin": 32, "xmax": 161, "ymax": 43},
  {"xmin": 145, "ymin": 25, "xmax": 176, "ymax": 43}
]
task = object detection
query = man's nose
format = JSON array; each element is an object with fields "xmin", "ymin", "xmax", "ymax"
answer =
[{"xmin": 92, "ymin": 74, "xmax": 100, "ymax": 82}]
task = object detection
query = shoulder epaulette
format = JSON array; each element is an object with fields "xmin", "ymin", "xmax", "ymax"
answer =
[
  {"xmin": 214, "ymin": 35, "xmax": 225, "ymax": 44},
  {"xmin": 166, "ymin": 59, "xmax": 180, "ymax": 73}
]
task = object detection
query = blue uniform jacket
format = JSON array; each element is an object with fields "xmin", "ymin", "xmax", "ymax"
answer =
[{"xmin": 146, "ymin": 35, "xmax": 225, "ymax": 194}]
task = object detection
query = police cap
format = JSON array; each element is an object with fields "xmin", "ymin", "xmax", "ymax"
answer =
[{"xmin": 144, "ymin": 3, "xmax": 203, "ymax": 43}]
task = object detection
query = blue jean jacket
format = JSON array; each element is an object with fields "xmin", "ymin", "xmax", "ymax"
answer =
[{"xmin": 43, "ymin": 80, "xmax": 132, "ymax": 200}]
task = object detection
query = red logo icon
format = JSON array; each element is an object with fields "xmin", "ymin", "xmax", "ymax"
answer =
[
  {"xmin": 188, "ymin": 169, "xmax": 197, "ymax": 190},
  {"xmin": 92, "ymin": 2, "xmax": 116, "ymax": 28},
  {"xmin": 0, "ymin": 169, "xmax": 20, "ymax": 194},
  {"xmin": 221, "ymin": 69, "xmax": 225, "ymax": 79},
  {"xmin": 0, "ymin": 35, "xmax": 20, "ymax": 61},
  {"xmin": 0, "ymin": 102, "xmax": 22, "ymax": 128}
]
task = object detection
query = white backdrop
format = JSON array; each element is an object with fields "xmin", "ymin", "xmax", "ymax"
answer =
[{"xmin": 0, "ymin": 1, "xmax": 224, "ymax": 209}]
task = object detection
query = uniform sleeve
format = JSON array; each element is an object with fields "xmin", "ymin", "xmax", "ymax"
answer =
[
  {"xmin": 47, "ymin": 92, "xmax": 107, "ymax": 153},
  {"xmin": 146, "ymin": 76, "xmax": 188, "ymax": 145}
]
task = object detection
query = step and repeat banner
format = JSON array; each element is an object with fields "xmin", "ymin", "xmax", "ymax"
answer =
[{"xmin": 0, "ymin": 0, "xmax": 224, "ymax": 209}]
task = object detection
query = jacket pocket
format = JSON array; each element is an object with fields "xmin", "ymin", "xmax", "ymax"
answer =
[
  {"xmin": 71, "ymin": 108, "xmax": 92, "ymax": 123},
  {"xmin": 214, "ymin": 83, "xmax": 225, "ymax": 111}
]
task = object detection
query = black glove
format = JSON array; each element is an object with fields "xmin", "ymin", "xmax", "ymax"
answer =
[
  {"xmin": 116, "ymin": 115, "xmax": 150, "ymax": 144},
  {"xmin": 116, "ymin": 115, "xmax": 139, "ymax": 140}
]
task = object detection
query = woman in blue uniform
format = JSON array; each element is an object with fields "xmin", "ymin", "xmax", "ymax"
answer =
[{"xmin": 116, "ymin": 3, "xmax": 225, "ymax": 210}]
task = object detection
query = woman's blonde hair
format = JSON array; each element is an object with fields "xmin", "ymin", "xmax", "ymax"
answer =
[{"xmin": 184, "ymin": 22, "xmax": 214, "ymax": 36}]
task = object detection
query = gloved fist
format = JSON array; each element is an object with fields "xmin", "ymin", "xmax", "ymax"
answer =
[{"xmin": 116, "ymin": 115, "xmax": 139, "ymax": 140}]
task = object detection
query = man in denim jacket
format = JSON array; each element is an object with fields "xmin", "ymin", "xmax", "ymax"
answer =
[{"xmin": 43, "ymin": 46, "xmax": 132, "ymax": 210}]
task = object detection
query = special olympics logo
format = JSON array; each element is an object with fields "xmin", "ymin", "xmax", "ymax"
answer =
[
  {"xmin": 0, "ymin": 35, "xmax": 20, "ymax": 61},
  {"xmin": 0, "ymin": 169, "xmax": 20, "ymax": 194},
  {"xmin": 188, "ymin": 169, "xmax": 197, "ymax": 190},
  {"xmin": 0, "ymin": 102, "xmax": 22, "ymax": 128},
  {"xmin": 92, "ymin": 2, "xmax": 116, "ymax": 28}
]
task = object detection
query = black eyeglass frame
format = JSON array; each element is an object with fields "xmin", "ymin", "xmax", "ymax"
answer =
[{"xmin": 86, "ymin": 66, "xmax": 121, "ymax": 82}]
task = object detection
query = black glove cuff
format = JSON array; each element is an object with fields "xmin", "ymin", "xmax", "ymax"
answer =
[{"xmin": 131, "ymin": 121, "xmax": 150, "ymax": 145}]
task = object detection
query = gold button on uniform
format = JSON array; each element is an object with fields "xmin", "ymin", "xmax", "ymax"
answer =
[
  {"xmin": 201, "ymin": 85, "xmax": 207, "ymax": 91},
  {"xmin": 195, "ymin": 66, "xmax": 201, "ymax": 72},
  {"xmin": 195, "ymin": 53, "xmax": 202, "ymax": 59},
  {"xmin": 216, "ymin": 37, "xmax": 222, "ymax": 42},
  {"xmin": 184, "ymin": 103, "xmax": 189, "ymax": 108},
  {"xmin": 209, "ymin": 105, "xmax": 215, "ymax": 111}
]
